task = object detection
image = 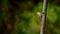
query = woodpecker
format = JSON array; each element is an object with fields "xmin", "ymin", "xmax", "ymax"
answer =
[{"xmin": 37, "ymin": 12, "xmax": 42, "ymax": 20}]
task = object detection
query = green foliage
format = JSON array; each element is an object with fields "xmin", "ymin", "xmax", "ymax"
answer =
[{"xmin": 1, "ymin": 0, "xmax": 60, "ymax": 34}]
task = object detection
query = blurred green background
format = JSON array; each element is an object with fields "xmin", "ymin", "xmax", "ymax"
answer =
[{"xmin": 0, "ymin": 0, "xmax": 60, "ymax": 34}]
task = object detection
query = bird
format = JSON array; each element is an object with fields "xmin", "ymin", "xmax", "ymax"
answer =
[{"xmin": 37, "ymin": 12, "xmax": 42, "ymax": 20}]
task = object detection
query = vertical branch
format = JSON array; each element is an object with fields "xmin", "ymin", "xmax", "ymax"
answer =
[{"xmin": 40, "ymin": 0, "xmax": 48, "ymax": 34}]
